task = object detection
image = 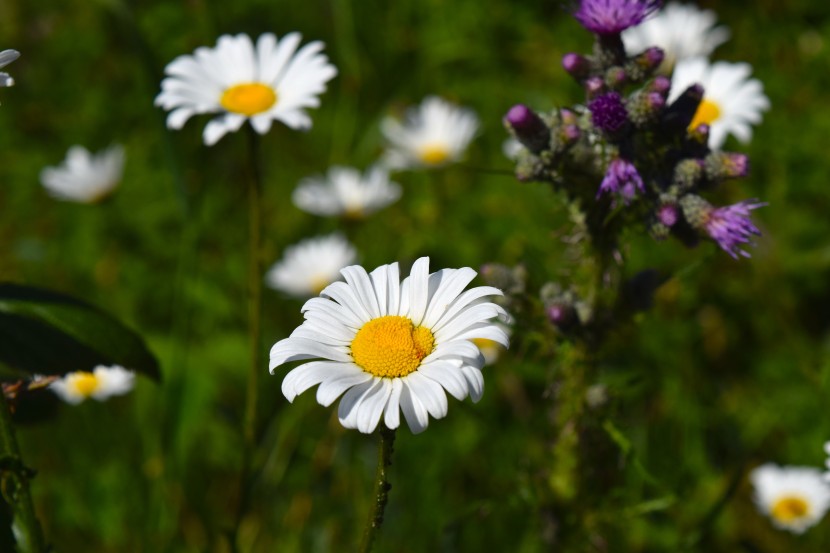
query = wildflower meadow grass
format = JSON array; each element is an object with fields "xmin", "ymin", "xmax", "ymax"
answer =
[{"xmin": 2, "ymin": 1, "xmax": 830, "ymax": 551}]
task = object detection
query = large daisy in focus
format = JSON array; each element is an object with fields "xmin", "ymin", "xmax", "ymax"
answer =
[
  {"xmin": 669, "ymin": 57, "xmax": 769, "ymax": 149},
  {"xmin": 50, "ymin": 365, "xmax": 135, "ymax": 405},
  {"xmin": 292, "ymin": 166, "xmax": 401, "ymax": 218},
  {"xmin": 155, "ymin": 33, "xmax": 337, "ymax": 146},
  {"xmin": 622, "ymin": 2, "xmax": 730, "ymax": 70},
  {"xmin": 381, "ymin": 96, "xmax": 479, "ymax": 170},
  {"xmin": 40, "ymin": 145, "xmax": 125, "ymax": 203},
  {"xmin": 265, "ymin": 234, "xmax": 358, "ymax": 298},
  {"xmin": 270, "ymin": 257, "xmax": 509, "ymax": 434},
  {"xmin": 0, "ymin": 49, "xmax": 20, "ymax": 87},
  {"xmin": 750, "ymin": 463, "xmax": 830, "ymax": 534}
]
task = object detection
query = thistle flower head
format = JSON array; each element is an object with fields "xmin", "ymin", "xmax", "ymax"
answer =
[
  {"xmin": 574, "ymin": 0, "xmax": 662, "ymax": 35},
  {"xmin": 703, "ymin": 199, "xmax": 765, "ymax": 259},
  {"xmin": 598, "ymin": 158, "xmax": 644, "ymax": 201},
  {"xmin": 589, "ymin": 92, "xmax": 629, "ymax": 134}
]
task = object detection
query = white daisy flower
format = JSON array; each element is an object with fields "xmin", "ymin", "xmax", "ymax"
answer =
[
  {"xmin": 155, "ymin": 32, "xmax": 337, "ymax": 146},
  {"xmin": 381, "ymin": 96, "xmax": 479, "ymax": 170},
  {"xmin": 270, "ymin": 257, "xmax": 510, "ymax": 434},
  {"xmin": 669, "ymin": 57, "xmax": 770, "ymax": 149},
  {"xmin": 0, "ymin": 49, "xmax": 20, "ymax": 87},
  {"xmin": 40, "ymin": 144, "xmax": 125, "ymax": 203},
  {"xmin": 265, "ymin": 234, "xmax": 358, "ymax": 298},
  {"xmin": 622, "ymin": 2, "xmax": 730, "ymax": 70},
  {"xmin": 292, "ymin": 166, "xmax": 401, "ymax": 218},
  {"xmin": 49, "ymin": 365, "xmax": 135, "ymax": 405},
  {"xmin": 750, "ymin": 463, "xmax": 830, "ymax": 534}
]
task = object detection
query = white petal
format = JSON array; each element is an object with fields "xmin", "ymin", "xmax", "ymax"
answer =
[
  {"xmin": 405, "ymin": 372, "xmax": 448, "ymax": 419},
  {"xmin": 383, "ymin": 378, "xmax": 403, "ymax": 429},
  {"xmin": 316, "ymin": 369, "xmax": 373, "ymax": 406},
  {"xmin": 356, "ymin": 379, "xmax": 393, "ymax": 433},
  {"xmin": 341, "ymin": 265, "xmax": 381, "ymax": 320},
  {"xmin": 337, "ymin": 379, "xmax": 376, "ymax": 429},
  {"xmin": 461, "ymin": 366, "xmax": 484, "ymax": 402},
  {"xmin": 417, "ymin": 360, "xmax": 469, "ymax": 401},
  {"xmin": 399, "ymin": 380, "xmax": 429, "ymax": 434},
  {"xmin": 430, "ymin": 286, "xmax": 504, "ymax": 332},
  {"xmin": 269, "ymin": 337, "xmax": 351, "ymax": 370},
  {"xmin": 406, "ymin": 257, "xmax": 431, "ymax": 325},
  {"xmin": 281, "ymin": 360, "xmax": 358, "ymax": 402},
  {"xmin": 421, "ymin": 267, "xmax": 477, "ymax": 328}
]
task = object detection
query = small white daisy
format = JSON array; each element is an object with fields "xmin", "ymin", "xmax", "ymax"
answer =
[
  {"xmin": 292, "ymin": 166, "xmax": 401, "ymax": 218},
  {"xmin": 270, "ymin": 257, "xmax": 509, "ymax": 434},
  {"xmin": 265, "ymin": 234, "xmax": 358, "ymax": 298},
  {"xmin": 622, "ymin": 2, "xmax": 730, "ymax": 70},
  {"xmin": 155, "ymin": 32, "xmax": 337, "ymax": 146},
  {"xmin": 0, "ymin": 49, "xmax": 20, "ymax": 87},
  {"xmin": 50, "ymin": 365, "xmax": 135, "ymax": 405},
  {"xmin": 669, "ymin": 57, "xmax": 770, "ymax": 149},
  {"xmin": 40, "ymin": 144, "xmax": 125, "ymax": 203},
  {"xmin": 381, "ymin": 96, "xmax": 479, "ymax": 170},
  {"xmin": 750, "ymin": 463, "xmax": 830, "ymax": 534}
]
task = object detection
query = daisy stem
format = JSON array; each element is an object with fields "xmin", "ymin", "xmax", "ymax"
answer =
[
  {"xmin": 0, "ymin": 392, "xmax": 46, "ymax": 553},
  {"xmin": 359, "ymin": 425, "xmax": 396, "ymax": 553}
]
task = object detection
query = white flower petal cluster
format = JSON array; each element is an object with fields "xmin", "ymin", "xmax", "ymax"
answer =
[
  {"xmin": 270, "ymin": 257, "xmax": 509, "ymax": 434},
  {"xmin": 622, "ymin": 2, "xmax": 730, "ymax": 69},
  {"xmin": 50, "ymin": 365, "xmax": 135, "ymax": 405},
  {"xmin": 750, "ymin": 463, "xmax": 830, "ymax": 534},
  {"xmin": 265, "ymin": 234, "xmax": 358, "ymax": 298},
  {"xmin": 669, "ymin": 57, "xmax": 770, "ymax": 149},
  {"xmin": 292, "ymin": 166, "xmax": 401, "ymax": 218},
  {"xmin": 381, "ymin": 96, "xmax": 479, "ymax": 170},
  {"xmin": 0, "ymin": 49, "xmax": 20, "ymax": 87},
  {"xmin": 40, "ymin": 145, "xmax": 125, "ymax": 203},
  {"xmin": 155, "ymin": 33, "xmax": 337, "ymax": 146}
]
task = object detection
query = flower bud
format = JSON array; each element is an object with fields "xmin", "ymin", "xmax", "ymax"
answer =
[
  {"xmin": 585, "ymin": 76, "xmax": 605, "ymax": 97},
  {"xmin": 704, "ymin": 152, "xmax": 750, "ymax": 181},
  {"xmin": 589, "ymin": 92, "xmax": 629, "ymax": 135},
  {"xmin": 673, "ymin": 158, "xmax": 704, "ymax": 191},
  {"xmin": 504, "ymin": 104, "xmax": 551, "ymax": 154},
  {"xmin": 562, "ymin": 53, "xmax": 591, "ymax": 80}
]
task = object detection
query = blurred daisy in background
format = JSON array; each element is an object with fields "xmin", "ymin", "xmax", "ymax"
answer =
[
  {"xmin": 669, "ymin": 58, "xmax": 769, "ymax": 149},
  {"xmin": 50, "ymin": 365, "xmax": 135, "ymax": 405},
  {"xmin": 292, "ymin": 166, "xmax": 401, "ymax": 218},
  {"xmin": 502, "ymin": 137, "xmax": 523, "ymax": 160},
  {"xmin": 622, "ymin": 2, "xmax": 730, "ymax": 71},
  {"xmin": 265, "ymin": 234, "xmax": 357, "ymax": 298},
  {"xmin": 381, "ymin": 96, "xmax": 479, "ymax": 170},
  {"xmin": 40, "ymin": 144, "xmax": 125, "ymax": 203},
  {"xmin": 750, "ymin": 463, "xmax": 830, "ymax": 534},
  {"xmin": 155, "ymin": 32, "xmax": 337, "ymax": 146},
  {"xmin": 271, "ymin": 257, "xmax": 510, "ymax": 434},
  {"xmin": 0, "ymin": 49, "xmax": 20, "ymax": 87}
]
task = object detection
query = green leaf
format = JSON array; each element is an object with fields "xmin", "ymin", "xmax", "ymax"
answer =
[{"xmin": 0, "ymin": 283, "xmax": 160, "ymax": 380}]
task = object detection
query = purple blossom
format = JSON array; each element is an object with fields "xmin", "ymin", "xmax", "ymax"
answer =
[
  {"xmin": 657, "ymin": 204, "xmax": 678, "ymax": 227},
  {"xmin": 589, "ymin": 92, "xmax": 629, "ymax": 134},
  {"xmin": 704, "ymin": 200, "xmax": 766, "ymax": 259},
  {"xmin": 598, "ymin": 158, "xmax": 644, "ymax": 201},
  {"xmin": 574, "ymin": 0, "xmax": 662, "ymax": 35}
]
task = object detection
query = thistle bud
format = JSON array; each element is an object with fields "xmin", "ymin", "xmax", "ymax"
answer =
[
  {"xmin": 562, "ymin": 53, "xmax": 591, "ymax": 80},
  {"xmin": 504, "ymin": 104, "xmax": 551, "ymax": 154},
  {"xmin": 605, "ymin": 66, "xmax": 627, "ymax": 88},
  {"xmin": 705, "ymin": 152, "xmax": 750, "ymax": 181},
  {"xmin": 648, "ymin": 76, "xmax": 671, "ymax": 95},
  {"xmin": 673, "ymin": 158, "xmax": 704, "ymax": 191},
  {"xmin": 585, "ymin": 76, "xmax": 605, "ymax": 97},
  {"xmin": 679, "ymin": 194, "xmax": 711, "ymax": 229},
  {"xmin": 547, "ymin": 302, "xmax": 578, "ymax": 331}
]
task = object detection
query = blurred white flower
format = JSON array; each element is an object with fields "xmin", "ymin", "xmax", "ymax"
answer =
[
  {"xmin": 669, "ymin": 57, "xmax": 770, "ymax": 149},
  {"xmin": 40, "ymin": 145, "xmax": 125, "ymax": 203},
  {"xmin": 381, "ymin": 96, "xmax": 478, "ymax": 170},
  {"xmin": 502, "ymin": 137, "xmax": 523, "ymax": 160},
  {"xmin": 50, "ymin": 365, "xmax": 135, "ymax": 405},
  {"xmin": 265, "ymin": 234, "xmax": 358, "ymax": 298},
  {"xmin": 155, "ymin": 33, "xmax": 337, "ymax": 146},
  {"xmin": 293, "ymin": 166, "xmax": 401, "ymax": 218},
  {"xmin": 0, "ymin": 49, "xmax": 20, "ymax": 87},
  {"xmin": 750, "ymin": 463, "xmax": 830, "ymax": 534},
  {"xmin": 622, "ymin": 2, "xmax": 730, "ymax": 70},
  {"xmin": 271, "ymin": 257, "xmax": 509, "ymax": 434}
]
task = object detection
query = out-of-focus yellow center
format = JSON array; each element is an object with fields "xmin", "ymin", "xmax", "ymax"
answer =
[
  {"xmin": 688, "ymin": 98, "xmax": 721, "ymax": 131},
  {"xmin": 69, "ymin": 371, "xmax": 100, "ymax": 397},
  {"xmin": 351, "ymin": 315, "xmax": 434, "ymax": 378},
  {"xmin": 309, "ymin": 276, "xmax": 330, "ymax": 296},
  {"xmin": 418, "ymin": 144, "xmax": 451, "ymax": 165},
  {"xmin": 770, "ymin": 496, "xmax": 810, "ymax": 523},
  {"xmin": 220, "ymin": 83, "xmax": 277, "ymax": 116}
]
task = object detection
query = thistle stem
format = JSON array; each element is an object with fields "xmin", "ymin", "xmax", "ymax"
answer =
[
  {"xmin": 0, "ymin": 392, "xmax": 46, "ymax": 553},
  {"xmin": 359, "ymin": 425, "xmax": 396, "ymax": 553}
]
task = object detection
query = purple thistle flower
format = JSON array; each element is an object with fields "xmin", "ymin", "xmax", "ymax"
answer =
[
  {"xmin": 589, "ymin": 92, "xmax": 629, "ymax": 134},
  {"xmin": 574, "ymin": 0, "xmax": 662, "ymax": 35},
  {"xmin": 598, "ymin": 158, "xmax": 644, "ymax": 201},
  {"xmin": 704, "ymin": 200, "xmax": 766, "ymax": 259},
  {"xmin": 657, "ymin": 203, "xmax": 678, "ymax": 227}
]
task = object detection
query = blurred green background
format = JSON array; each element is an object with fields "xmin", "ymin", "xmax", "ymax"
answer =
[{"xmin": 2, "ymin": 0, "xmax": 830, "ymax": 551}]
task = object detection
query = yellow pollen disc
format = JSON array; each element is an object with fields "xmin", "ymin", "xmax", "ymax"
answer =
[
  {"xmin": 688, "ymin": 98, "xmax": 721, "ymax": 131},
  {"xmin": 220, "ymin": 83, "xmax": 277, "ymax": 116},
  {"xmin": 351, "ymin": 315, "xmax": 435, "ymax": 378},
  {"xmin": 770, "ymin": 496, "xmax": 810, "ymax": 523},
  {"xmin": 70, "ymin": 372, "xmax": 100, "ymax": 397},
  {"xmin": 418, "ymin": 144, "xmax": 451, "ymax": 165}
]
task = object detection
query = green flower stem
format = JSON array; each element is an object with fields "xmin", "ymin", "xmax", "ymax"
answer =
[
  {"xmin": 0, "ymin": 392, "xmax": 45, "ymax": 553},
  {"xmin": 359, "ymin": 425, "xmax": 396, "ymax": 553}
]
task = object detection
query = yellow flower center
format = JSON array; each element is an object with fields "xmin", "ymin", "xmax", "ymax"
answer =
[
  {"xmin": 69, "ymin": 371, "xmax": 100, "ymax": 397},
  {"xmin": 220, "ymin": 83, "xmax": 277, "ymax": 116},
  {"xmin": 688, "ymin": 98, "xmax": 721, "ymax": 131},
  {"xmin": 770, "ymin": 496, "xmax": 810, "ymax": 524},
  {"xmin": 418, "ymin": 144, "xmax": 451, "ymax": 165},
  {"xmin": 351, "ymin": 315, "xmax": 435, "ymax": 378}
]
